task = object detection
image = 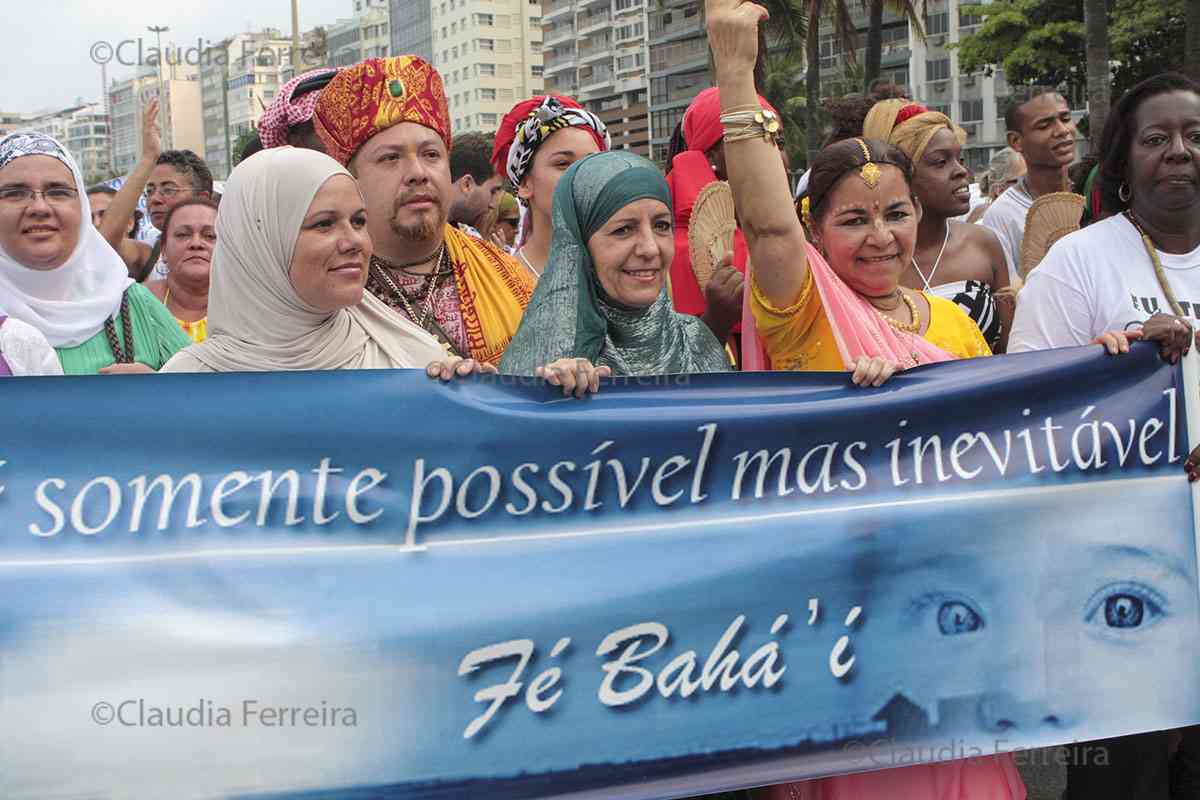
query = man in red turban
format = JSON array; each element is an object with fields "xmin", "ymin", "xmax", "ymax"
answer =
[{"xmin": 313, "ymin": 56, "xmax": 533, "ymax": 365}]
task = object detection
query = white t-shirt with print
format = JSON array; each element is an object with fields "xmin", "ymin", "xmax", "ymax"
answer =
[
  {"xmin": 1009, "ymin": 213, "xmax": 1200, "ymax": 352},
  {"xmin": 979, "ymin": 180, "xmax": 1034, "ymax": 283}
]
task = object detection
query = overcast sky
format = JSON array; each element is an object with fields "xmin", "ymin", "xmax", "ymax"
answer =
[{"xmin": 1, "ymin": 0, "xmax": 352, "ymax": 113}]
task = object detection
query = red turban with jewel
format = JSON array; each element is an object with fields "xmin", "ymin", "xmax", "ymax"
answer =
[{"xmin": 313, "ymin": 56, "xmax": 451, "ymax": 166}]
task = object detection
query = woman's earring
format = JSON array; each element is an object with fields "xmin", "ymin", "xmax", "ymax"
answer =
[{"xmin": 1119, "ymin": 183, "xmax": 1132, "ymax": 203}]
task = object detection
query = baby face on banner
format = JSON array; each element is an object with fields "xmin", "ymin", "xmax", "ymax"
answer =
[{"xmin": 847, "ymin": 488, "xmax": 1200, "ymax": 743}]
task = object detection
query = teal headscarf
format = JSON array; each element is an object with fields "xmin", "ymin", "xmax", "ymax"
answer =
[{"xmin": 500, "ymin": 151, "xmax": 729, "ymax": 376}]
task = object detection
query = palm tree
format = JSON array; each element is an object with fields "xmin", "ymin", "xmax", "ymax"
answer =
[
  {"xmin": 1083, "ymin": 0, "xmax": 1111, "ymax": 153},
  {"xmin": 863, "ymin": 0, "xmax": 926, "ymax": 92},
  {"xmin": 761, "ymin": 50, "xmax": 809, "ymax": 169},
  {"xmin": 804, "ymin": 0, "xmax": 859, "ymax": 165}
]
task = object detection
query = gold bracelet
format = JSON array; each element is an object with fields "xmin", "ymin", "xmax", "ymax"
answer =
[{"xmin": 720, "ymin": 107, "xmax": 781, "ymax": 144}]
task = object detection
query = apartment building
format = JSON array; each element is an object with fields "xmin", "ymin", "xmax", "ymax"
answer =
[
  {"xmin": 109, "ymin": 62, "xmax": 204, "ymax": 176},
  {"xmin": 0, "ymin": 112, "xmax": 29, "ymax": 136},
  {"xmin": 329, "ymin": 6, "xmax": 392, "ymax": 67},
  {"xmin": 542, "ymin": 0, "xmax": 650, "ymax": 154},
  {"xmin": 199, "ymin": 30, "xmax": 297, "ymax": 178},
  {"xmin": 390, "ymin": 0, "xmax": 435, "ymax": 62},
  {"xmin": 645, "ymin": 0, "xmax": 707, "ymax": 162},
  {"xmin": 27, "ymin": 104, "xmax": 111, "ymax": 181},
  {"xmin": 432, "ymin": 0, "xmax": 545, "ymax": 134}
]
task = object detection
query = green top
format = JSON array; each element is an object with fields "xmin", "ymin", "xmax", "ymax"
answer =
[{"xmin": 55, "ymin": 283, "xmax": 192, "ymax": 375}]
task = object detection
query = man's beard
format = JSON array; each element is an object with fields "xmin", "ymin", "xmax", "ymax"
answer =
[{"xmin": 389, "ymin": 196, "xmax": 447, "ymax": 243}]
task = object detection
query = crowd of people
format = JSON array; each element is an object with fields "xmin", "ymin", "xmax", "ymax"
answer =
[{"xmin": 2, "ymin": 0, "xmax": 1200, "ymax": 794}]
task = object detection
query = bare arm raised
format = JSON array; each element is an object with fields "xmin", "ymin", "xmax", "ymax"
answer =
[
  {"xmin": 98, "ymin": 99, "xmax": 159, "ymax": 275},
  {"xmin": 705, "ymin": 0, "xmax": 809, "ymax": 308}
]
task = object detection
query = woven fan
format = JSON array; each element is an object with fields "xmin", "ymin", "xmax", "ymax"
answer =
[
  {"xmin": 1019, "ymin": 192, "xmax": 1085, "ymax": 278},
  {"xmin": 688, "ymin": 180, "xmax": 737, "ymax": 291}
]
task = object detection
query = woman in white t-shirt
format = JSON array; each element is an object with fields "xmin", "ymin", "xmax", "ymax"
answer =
[
  {"xmin": 1010, "ymin": 73, "xmax": 1200, "ymax": 362},
  {"xmin": 1010, "ymin": 71, "xmax": 1200, "ymax": 800}
]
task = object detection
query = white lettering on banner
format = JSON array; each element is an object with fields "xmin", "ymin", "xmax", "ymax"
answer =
[
  {"xmin": 16, "ymin": 395, "xmax": 1182, "ymax": 541},
  {"xmin": 456, "ymin": 612, "xmax": 805, "ymax": 737},
  {"xmin": 27, "ymin": 459, "xmax": 388, "ymax": 539}
]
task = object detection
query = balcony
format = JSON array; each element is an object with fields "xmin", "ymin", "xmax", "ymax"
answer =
[
  {"xmin": 543, "ymin": 51, "xmax": 577, "ymax": 75},
  {"xmin": 544, "ymin": 0, "xmax": 574, "ymax": 20},
  {"xmin": 577, "ymin": 10, "xmax": 610, "ymax": 34},
  {"xmin": 545, "ymin": 22, "xmax": 575, "ymax": 45},
  {"xmin": 579, "ymin": 70, "xmax": 615, "ymax": 93},
  {"xmin": 578, "ymin": 37, "xmax": 613, "ymax": 61},
  {"xmin": 648, "ymin": 15, "xmax": 701, "ymax": 42}
]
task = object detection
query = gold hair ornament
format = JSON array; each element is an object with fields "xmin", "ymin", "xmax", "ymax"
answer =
[{"xmin": 855, "ymin": 138, "xmax": 882, "ymax": 190}]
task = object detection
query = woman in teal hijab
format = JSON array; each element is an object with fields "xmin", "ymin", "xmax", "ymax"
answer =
[{"xmin": 501, "ymin": 150, "xmax": 729, "ymax": 391}]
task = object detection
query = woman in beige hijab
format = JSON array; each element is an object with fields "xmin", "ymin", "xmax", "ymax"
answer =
[{"xmin": 162, "ymin": 147, "xmax": 481, "ymax": 375}]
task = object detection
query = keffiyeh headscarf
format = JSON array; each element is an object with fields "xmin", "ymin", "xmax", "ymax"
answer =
[
  {"xmin": 492, "ymin": 96, "xmax": 610, "ymax": 189},
  {"xmin": 500, "ymin": 151, "xmax": 729, "ymax": 377},
  {"xmin": 0, "ymin": 132, "xmax": 132, "ymax": 347},
  {"xmin": 259, "ymin": 68, "xmax": 338, "ymax": 148},
  {"xmin": 863, "ymin": 99, "xmax": 966, "ymax": 164}
]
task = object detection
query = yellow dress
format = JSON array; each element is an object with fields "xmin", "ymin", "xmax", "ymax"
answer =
[
  {"xmin": 750, "ymin": 270, "xmax": 991, "ymax": 370},
  {"xmin": 164, "ymin": 288, "xmax": 208, "ymax": 343}
]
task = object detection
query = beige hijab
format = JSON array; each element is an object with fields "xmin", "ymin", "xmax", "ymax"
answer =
[{"xmin": 165, "ymin": 147, "xmax": 443, "ymax": 372}]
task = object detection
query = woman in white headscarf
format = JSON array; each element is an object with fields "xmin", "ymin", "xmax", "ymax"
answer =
[
  {"xmin": 0, "ymin": 131, "xmax": 190, "ymax": 374},
  {"xmin": 162, "ymin": 147, "xmax": 470, "ymax": 374}
]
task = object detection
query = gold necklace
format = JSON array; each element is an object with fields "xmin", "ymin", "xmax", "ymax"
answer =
[
  {"xmin": 875, "ymin": 290, "xmax": 922, "ymax": 333},
  {"xmin": 1126, "ymin": 212, "xmax": 1186, "ymax": 317}
]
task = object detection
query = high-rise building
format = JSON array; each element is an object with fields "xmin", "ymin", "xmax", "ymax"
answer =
[
  {"xmin": 432, "ymin": 0, "xmax": 545, "ymax": 134},
  {"xmin": 27, "ymin": 104, "xmax": 112, "ymax": 181},
  {"xmin": 199, "ymin": 30, "xmax": 296, "ymax": 178},
  {"xmin": 0, "ymin": 112, "xmax": 29, "ymax": 136},
  {"xmin": 541, "ymin": 0, "xmax": 650, "ymax": 154},
  {"xmin": 390, "ymin": 0, "xmax": 435, "ymax": 62},
  {"xmin": 329, "ymin": 6, "xmax": 392, "ymax": 67},
  {"xmin": 109, "ymin": 62, "xmax": 204, "ymax": 176},
  {"xmin": 646, "ymin": 0, "xmax": 707, "ymax": 163}
]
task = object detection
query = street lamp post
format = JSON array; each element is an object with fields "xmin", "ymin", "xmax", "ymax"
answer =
[
  {"xmin": 291, "ymin": 0, "xmax": 303, "ymax": 73},
  {"xmin": 147, "ymin": 25, "xmax": 170, "ymax": 149}
]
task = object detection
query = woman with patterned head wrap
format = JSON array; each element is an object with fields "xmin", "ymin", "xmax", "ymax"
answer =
[
  {"xmin": 0, "ymin": 132, "xmax": 190, "ymax": 374},
  {"xmin": 500, "ymin": 151, "xmax": 729, "ymax": 390},
  {"xmin": 667, "ymin": 86, "xmax": 783, "ymax": 364},
  {"xmin": 492, "ymin": 95, "xmax": 610, "ymax": 278},
  {"xmin": 862, "ymin": 99, "xmax": 1012, "ymax": 351}
]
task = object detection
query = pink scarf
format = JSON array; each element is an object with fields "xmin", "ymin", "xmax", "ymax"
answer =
[{"xmin": 741, "ymin": 242, "xmax": 955, "ymax": 371}]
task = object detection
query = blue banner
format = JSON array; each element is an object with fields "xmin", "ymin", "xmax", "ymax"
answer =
[{"xmin": 2, "ymin": 345, "xmax": 1197, "ymax": 799}]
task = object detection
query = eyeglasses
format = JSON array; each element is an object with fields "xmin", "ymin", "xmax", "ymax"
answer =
[
  {"xmin": 499, "ymin": 217, "xmax": 520, "ymax": 226},
  {"xmin": 144, "ymin": 184, "xmax": 193, "ymax": 199},
  {"xmin": 0, "ymin": 186, "xmax": 79, "ymax": 206}
]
